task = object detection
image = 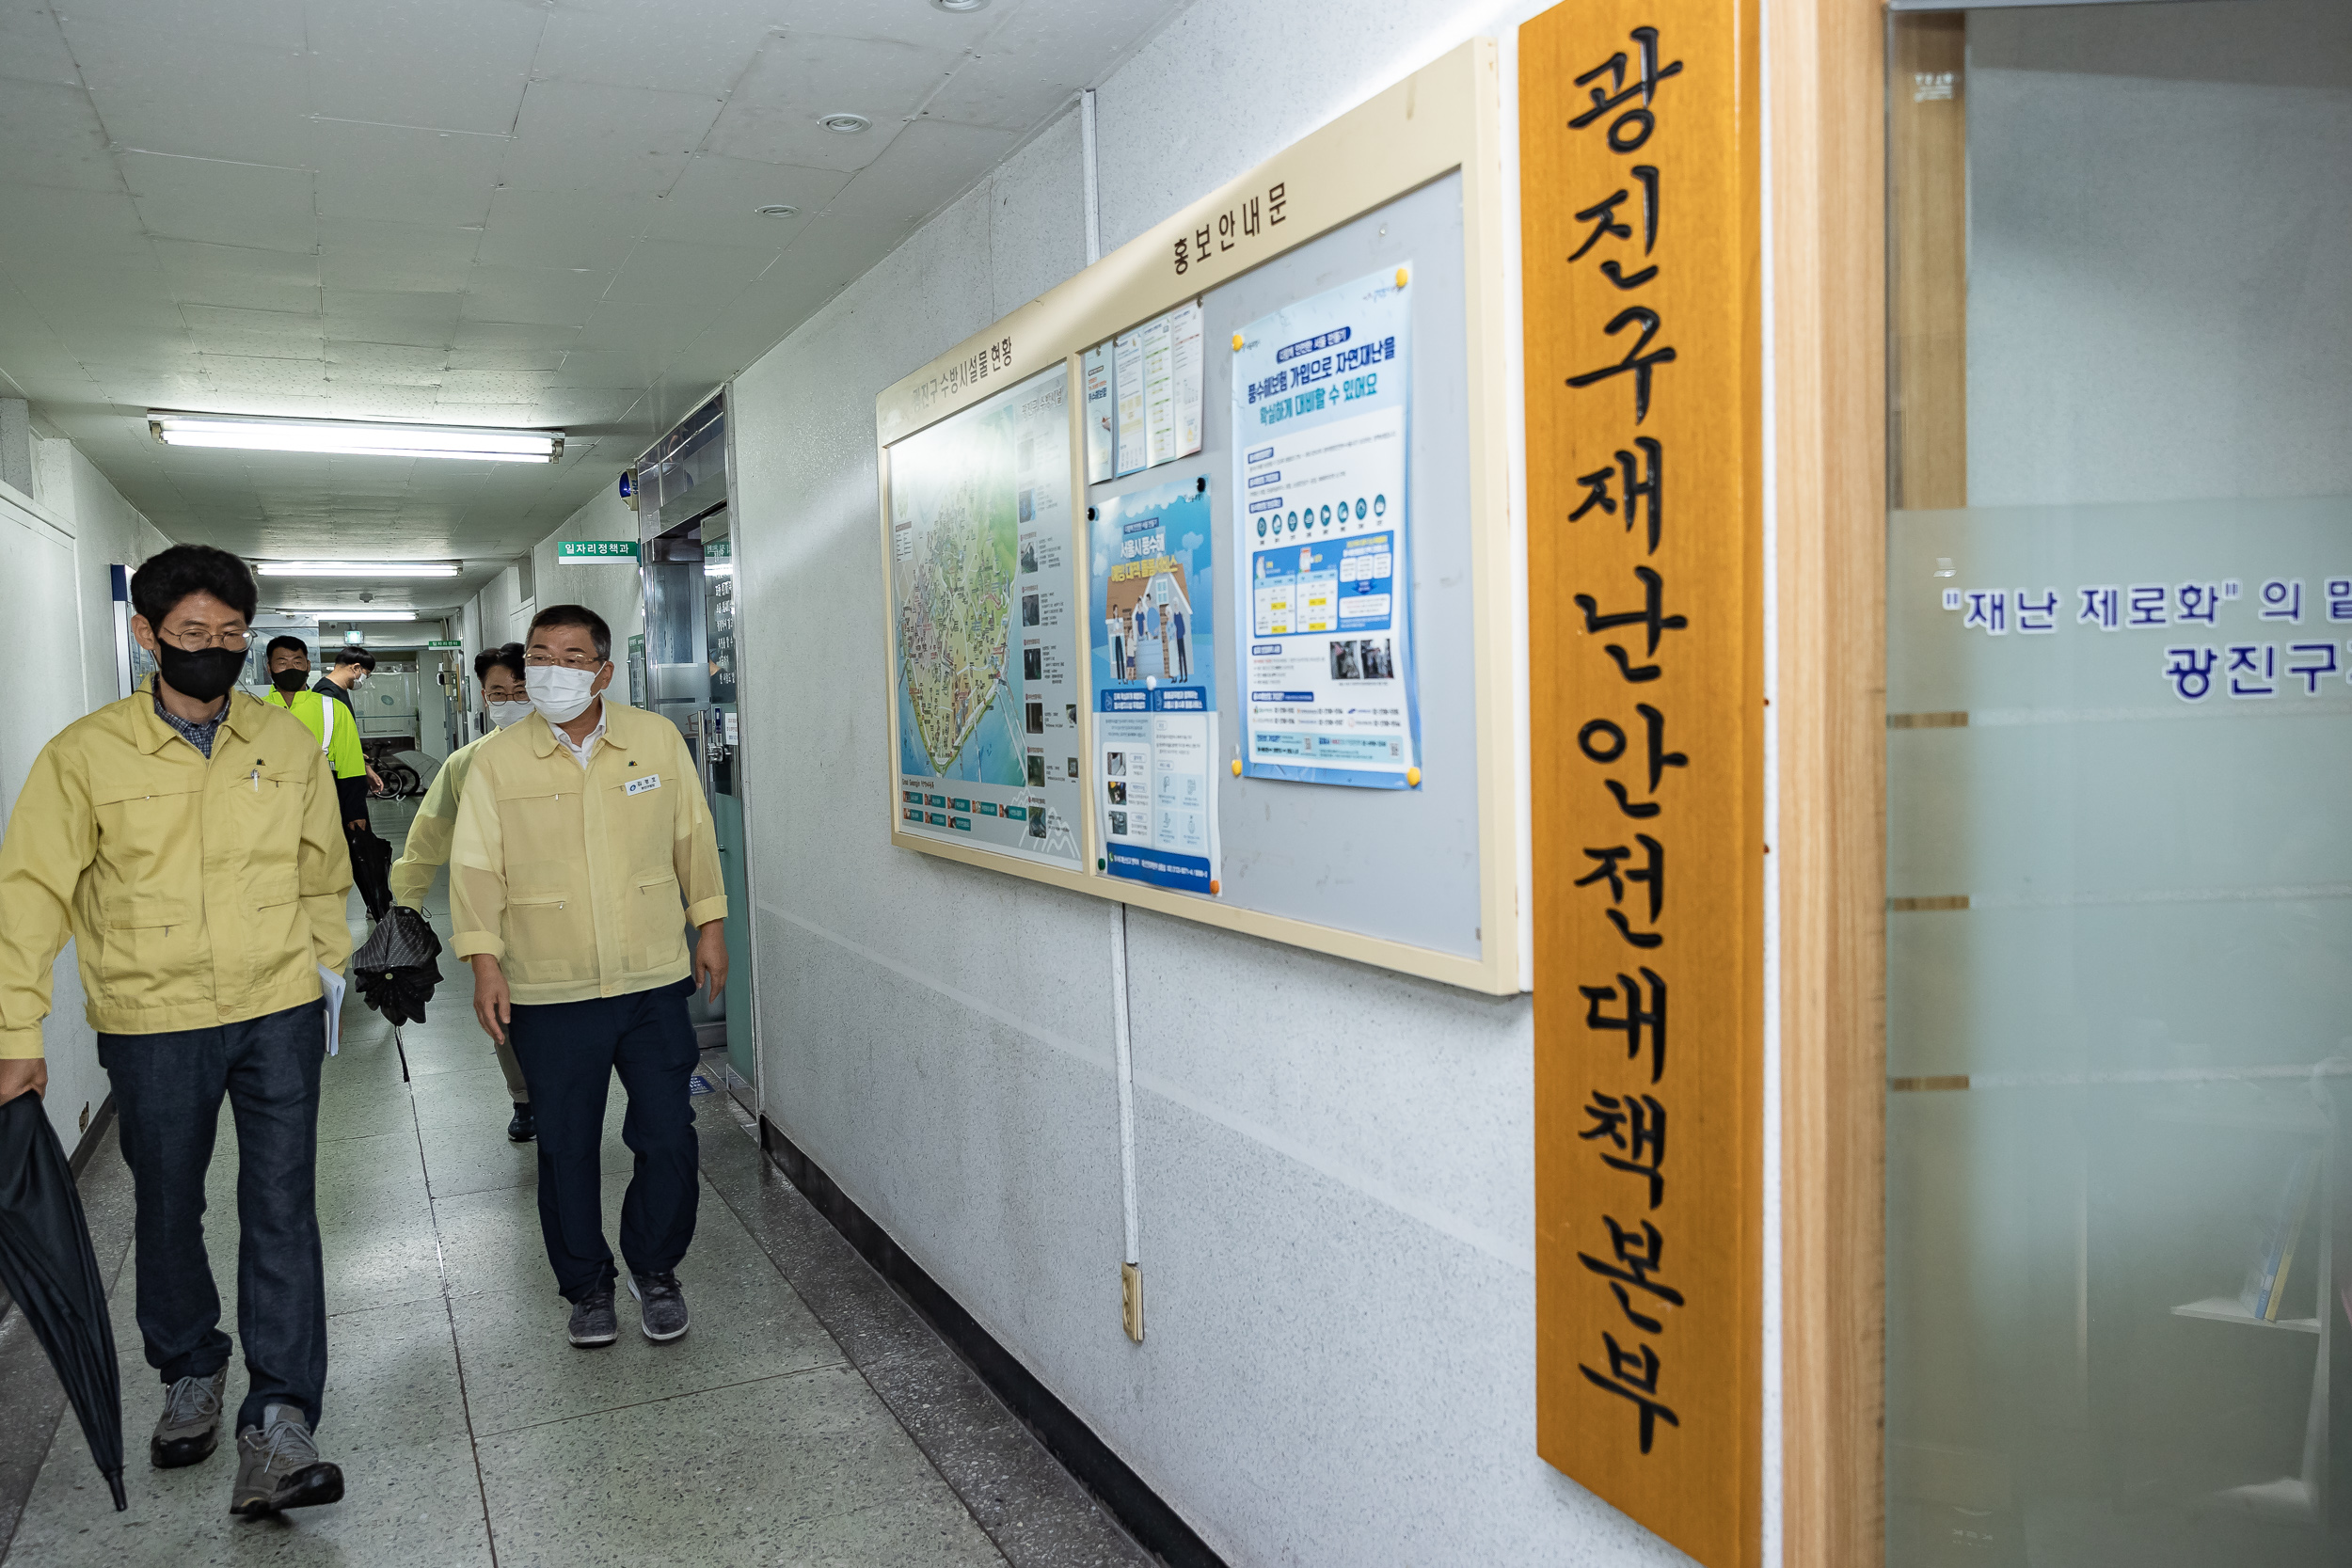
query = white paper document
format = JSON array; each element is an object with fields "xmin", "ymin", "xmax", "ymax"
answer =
[{"xmin": 318, "ymin": 963, "xmax": 346, "ymax": 1056}]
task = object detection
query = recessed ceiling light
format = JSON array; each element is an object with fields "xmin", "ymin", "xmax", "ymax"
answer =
[
  {"xmin": 149, "ymin": 411, "xmax": 562, "ymax": 464},
  {"xmin": 932, "ymin": 0, "xmax": 991, "ymax": 10},
  {"xmin": 256, "ymin": 561, "xmax": 462, "ymax": 578},
  {"xmin": 818, "ymin": 113, "xmax": 871, "ymax": 135},
  {"xmin": 755, "ymin": 203, "xmax": 800, "ymax": 218}
]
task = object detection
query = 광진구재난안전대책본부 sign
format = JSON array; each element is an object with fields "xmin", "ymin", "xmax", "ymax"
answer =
[{"xmin": 1522, "ymin": 0, "xmax": 1765, "ymax": 1563}]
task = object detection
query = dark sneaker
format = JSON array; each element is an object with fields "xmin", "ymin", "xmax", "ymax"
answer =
[
  {"xmin": 230, "ymin": 1404, "xmax": 343, "ymax": 1516},
  {"xmin": 151, "ymin": 1369, "xmax": 227, "ymax": 1467},
  {"xmin": 506, "ymin": 1101, "xmax": 535, "ymax": 1142},
  {"xmin": 628, "ymin": 1271, "xmax": 689, "ymax": 1342},
  {"xmin": 567, "ymin": 1288, "xmax": 618, "ymax": 1347}
]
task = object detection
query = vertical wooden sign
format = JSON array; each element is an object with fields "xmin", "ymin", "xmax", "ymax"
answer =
[{"xmin": 1522, "ymin": 2, "xmax": 1763, "ymax": 1564}]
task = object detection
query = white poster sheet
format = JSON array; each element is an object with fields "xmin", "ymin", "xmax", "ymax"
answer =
[{"xmin": 1231, "ymin": 267, "xmax": 1421, "ymax": 788}]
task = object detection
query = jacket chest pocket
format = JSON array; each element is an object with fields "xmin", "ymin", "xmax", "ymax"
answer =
[
  {"xmin": 606, "ymin": 773, "xmax": 675, "ymax": 868},
  {"xmin": 221, "ymin": 768, "xmax": 312, "ymax": 876}
]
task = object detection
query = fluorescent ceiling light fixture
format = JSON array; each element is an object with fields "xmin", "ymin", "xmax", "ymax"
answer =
[
  {"xmin": 256, "ymin": 560, "xmax": 462, "ymax": 578},
  {"xmin": 149, "ymin": 411, "xmax": 563, "ymax": 464},
  {"xmin": 278, "ymin": 608, "xmax": 419, "ymax": 621}
]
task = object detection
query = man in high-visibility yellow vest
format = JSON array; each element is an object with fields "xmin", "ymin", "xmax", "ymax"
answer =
[{"xmin": 262, "ymin": 637, "xmax": 369, "ymax": 832}]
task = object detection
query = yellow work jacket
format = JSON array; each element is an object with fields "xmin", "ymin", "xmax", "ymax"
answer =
[
  {"xmin": 0, "ymin": 686, "xmax": 355, "ymax": 1057},
  {"xmin": 449, "ymin": 701, "xmax": 726, "ymax": 1005},
  {"xmin": 388, "ymin": 726, "xmax": 499, "ymax": 911}
]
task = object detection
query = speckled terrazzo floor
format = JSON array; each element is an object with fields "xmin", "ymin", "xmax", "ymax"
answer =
[{"xmin": 1, "ymin": 817, "xmax": 1150, "ymax": 1568}]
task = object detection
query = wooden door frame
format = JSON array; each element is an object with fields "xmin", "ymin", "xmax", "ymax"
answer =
[{"xmin": 1771, "ymin": 0, "xmax": 1888, "ymax": 1561}]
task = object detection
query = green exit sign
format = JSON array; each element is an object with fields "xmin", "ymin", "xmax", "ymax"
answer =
[
  {"xmin": 558, "ymin": 539, "xmax": 639, "ymax": 562},
  {"xmin": 426, "ymin": 639, "xmax": 462, "ymax": 649}
]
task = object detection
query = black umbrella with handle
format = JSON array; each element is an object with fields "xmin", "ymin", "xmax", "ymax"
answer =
[{"xmin": 0, "ymin": 1091, "xmax": 125, "ymax": 1511}]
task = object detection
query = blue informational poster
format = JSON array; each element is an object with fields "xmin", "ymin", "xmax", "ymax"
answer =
[
  {"xmin": 1231, "ymin": 267, "xmax": 1421, "ymax": 788},
  {"xmin": 1087, "ymin": 474, "xmax": 1220, "ymax": 895}
]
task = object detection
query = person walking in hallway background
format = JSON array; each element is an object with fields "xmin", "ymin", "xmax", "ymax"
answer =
[
  {"xmin": 387, "ymin": 641, "xmax": 539, "ymax": 1141},
  {"xmin": 262, "ymin": 636, "xmax": 368, "ymax": 833},
  {"xmin": 451, "ymin": 604, "xmax": 727, "ymax": 1350},
  {"xmin": 0, "ymin": 545, "xmax": 355, "ymax": 1518},
  {"xmin": 311, "ymin": 646, "xmax": 384, "ymax": 807}
]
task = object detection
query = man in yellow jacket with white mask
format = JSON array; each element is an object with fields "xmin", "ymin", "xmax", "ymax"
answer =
[
  {"xmin": 0, "ymin": 545, "xmax": 353, "ymax": 1517},
  {"xmin": 385, "ymin": 641, "xmax": 538, "ymax": 1139},
  {"xmin": 450, "ymin": 604, "xmax": 726, "ymax": 1350}
]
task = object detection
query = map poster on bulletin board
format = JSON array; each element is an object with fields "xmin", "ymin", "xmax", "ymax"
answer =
[
  {"xmin": 890, "ymin": 365, "xmax": 1083, "ymax": 867},
  {"xmin": 1231, "ymin": 267, "xmax": 1421, "ymax": 788},
  {"xmin": 1088, "ymin": 474, "xmax": 1220, "ymax": 895}
]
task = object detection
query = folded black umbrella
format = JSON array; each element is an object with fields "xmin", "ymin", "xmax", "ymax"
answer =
[
  {"xmin": 0, "ymin": 1093, "xmax": 124, "ymax": 1512},
  {"xmin": 352, "ymin": 905, "xmax": 443, "ymax": 1027},
  {"xmin": 345, "ymin": 825, "xmax": 394, "ymax": 924}
]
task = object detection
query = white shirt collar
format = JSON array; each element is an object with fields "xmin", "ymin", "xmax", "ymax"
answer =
[{"xmin": 546, "ymin": 702, "xmax": 607, "ymax": 769}]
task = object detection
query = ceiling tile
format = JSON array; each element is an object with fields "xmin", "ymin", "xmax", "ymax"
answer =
[
  {"xmin": 121, "ymin": 151, "xmax": 315, "ymax": 252},
  {"xmin": 826, "ymin": 117, "xmax": 1020, "ymax": 238},
  {"xmin": 451, "ymin": 319, "xmax": 581, "ymax": 357},
  {"xmin": 322, "ymin": 288, "xmax": 464, "ymax": 345},
  {"xmin": 531, "ymin": 0, "xmax": 776, "ymax": 96},
  {"xmin": 324, "ymin": 340, "xmax": 449, "ymax": 383},
  {"xmin": 445, "ymin": 342, "xmax": 564, "ymax": 372},
  {"xmin": 58, "ymin": 0, "xmax": 308, "ymax": 50},
  {"xmin": 153, "ymin": 240, "xmax": 322, "ymax": 314},
  {"xmin": 181, "ymin": 302, "xmax": 326, "ymax": 353},
  {"xmin": 304, "ymin": 0, "xmax": 543, "ymax": 138},
  {"xmin": 198, "ymin": 350, "xmax": 326, "ymax": 388},
  {"xmin": 319, "ymin": 381, "xmax": 445, "ymax": 419},
  {"xmin": 646, "ymin": 153, "xmax": 847, "ymax": 249},
  {"xmin": 460, "ymin": 263, "xmax": 609, "ymax": 328},
  {"xmin": 0, "ymin": 5, "xmax": 83, "ymax": 87},
  {"xmin": 0, "ymin": 187, "xmax": 148, "ymax": 269},
  {"xmin": 766, "ymin": 0, "xmax": 999, "ymax": 53},
  {"xmin": 703, "ymin": 32, "xmax": 961, "ymax": 173},
  {"xmin": 600, "ymin": 239, "xmax": 773, "ymax": 307},
  {"xmin": 436, "ymin": 368, "xmax": 559, "ymax": 403},
  {"xmin": 496, "ymin": 78, "xmax": 723, "ymax": 198},
  {"xmin": 312, "ymin": 119, "xmax": 504, "ymax": 230},
  {"xmin": 475, "ymin": 188, "xmax": 656, "ymax": 272},
  {"xmin": 0, "ymin": 79, "xmax": 122, "ymax": 192},
  {"xmin": 317, "ymin": 216, "xmax": 484, "ymax": 293},
  {"xmin": 65, "ymin": 16, "xmax": 315, "ymax": 167}
]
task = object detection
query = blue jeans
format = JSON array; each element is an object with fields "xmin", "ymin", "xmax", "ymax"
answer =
[
  {"xmin": 100, "ymin": 1001, "xmax": 327, "ymax": 1433},
  {"xmin": 507, "ymin": 978, "xmax": 699, "ymax": 1302}
]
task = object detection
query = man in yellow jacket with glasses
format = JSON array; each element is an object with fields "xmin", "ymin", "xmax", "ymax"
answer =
[
  {"xmin": 385, "ymin": 641, "xmax": 538, "ymax": 1139},
  {"xmin": 450, "ymin": 604, "xmax": 726, "ymax": 1351},
  {"xmin": 0, "ymin": 545, "xmax": 353, "ymax": 1517}
]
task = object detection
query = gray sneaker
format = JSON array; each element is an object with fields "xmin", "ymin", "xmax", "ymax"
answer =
[
  {"xmin": 230, "ymin": 1404, "xmax": 343, "ymax": 1515},
  {"xmin": 151, "ymin": 1369, "xmax": 227, "ymax": 1467},
  {"xmin": 567, "ymin": 1287, "xmax": 618, "ymax": 1347},
  {"xmin": 628, "ymin": 1271, "xmax": 689, "ymax": 1342}
]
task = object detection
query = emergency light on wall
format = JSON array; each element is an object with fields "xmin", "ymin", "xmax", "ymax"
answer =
[
  {"xmin": 148, "ymin": 411, "xmax": 563, "ymax": 464},
  {"xmin": 257, "ymin": 562, "xmax": 461, "ymax": 578}
]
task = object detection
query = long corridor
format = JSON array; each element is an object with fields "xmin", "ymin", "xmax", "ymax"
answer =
[{"xmin": 0, "ymin": 828, "xmax": 1149, "ymax": 1568}]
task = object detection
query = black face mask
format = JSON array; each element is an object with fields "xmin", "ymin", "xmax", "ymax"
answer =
[
  {"xmin": 271, "ymin": 668, "xmax": 310, "ymax": 693},
  {"xmin": 153, "ymin": 641, "xmax": 245, "ymax": 705}
]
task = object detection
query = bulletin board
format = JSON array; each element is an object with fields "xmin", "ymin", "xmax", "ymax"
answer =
[{"xmin": 875, "ymin": 40, "xmax": 1522, "ymax": 994}]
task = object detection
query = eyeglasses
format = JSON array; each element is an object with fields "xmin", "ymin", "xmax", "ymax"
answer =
[
  {"xmin": 159, "ymin": 628, "xmax": 250, "ymax": 653},
  {"xmin": 524, "ymin": 651, "xmax": 605, "ymax": 670}
]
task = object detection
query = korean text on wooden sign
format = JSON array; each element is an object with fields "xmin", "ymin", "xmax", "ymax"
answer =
[{"xmin": 1522, "ymin": 2, "xmax": 1763, "ymax": 1564}]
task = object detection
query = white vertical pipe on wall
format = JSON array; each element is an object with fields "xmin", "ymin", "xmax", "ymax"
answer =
[{"xmin": 1083, "ymin": 82, "xmax": 1145, "ymax": 1284}]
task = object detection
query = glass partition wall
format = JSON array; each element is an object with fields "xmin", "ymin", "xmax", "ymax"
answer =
[{"xmin": 1883, "ymin": 3, "xmax": 2352, "ymax": 1562}]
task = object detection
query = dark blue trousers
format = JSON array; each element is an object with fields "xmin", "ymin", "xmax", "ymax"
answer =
[
  {"xmin": 100, "ymin": 1000, "xmax": 327, "ymax": 1433},
  {"xmin": 507, "ymin": 977, "xmax": 699, "ymax": 1302}
]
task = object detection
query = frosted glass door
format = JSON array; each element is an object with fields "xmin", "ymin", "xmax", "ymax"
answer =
[{"xmin": 1884, "ymin": 4, "xmax": 2352, "ymax": 1563}]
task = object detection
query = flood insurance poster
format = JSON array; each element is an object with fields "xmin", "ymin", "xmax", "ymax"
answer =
[
  {"xmin": 890, "ymin": 366, "xmax": 1083, "ymax": 867},
  {"xmin": 1232, "ymin": 267, "xmax": 1421, "ymax": 787},
  {"xmin": 1087, "ymin": 476, "xmax": 1219, "ymax": 895}
]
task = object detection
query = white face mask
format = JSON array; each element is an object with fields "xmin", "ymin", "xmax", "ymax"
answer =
[
  {"xmin": 525, "ymin": 664, "xmax": 601, "ymax": 723},
  {"xmin": 486, "ymin": 700, "xmax": 536, "ymax": 729}
]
